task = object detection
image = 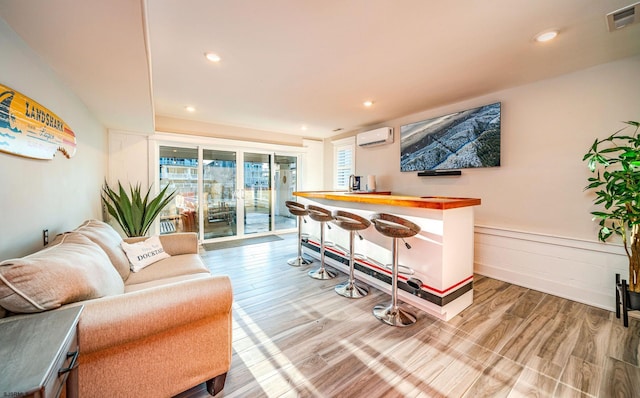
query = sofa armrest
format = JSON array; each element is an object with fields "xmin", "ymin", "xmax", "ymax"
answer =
[
  {"xmin": 124, "ymin": 232, "xmax": 198, "ymax": 255},
  {"xmin": 74, "ymin": 275, "xmax": 232, "ymax": 354}
]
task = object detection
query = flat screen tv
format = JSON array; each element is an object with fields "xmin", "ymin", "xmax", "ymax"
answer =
[{"xmin": 400, "ymin": 102, "xmax": 501, "ymax": 172}]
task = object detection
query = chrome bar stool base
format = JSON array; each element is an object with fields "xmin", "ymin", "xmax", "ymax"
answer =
[
  {"xmin": 308, "ymin": 267, "xmax": 337, "ymax": 280},
  {"xmin": 373, "ymin": 303, "xmax": 417, "ymax": 327},
  {"xmin": 287, "ymin": 256, "xmax": 313, "ymax": 267},
  {"xmin": 335, "ymin": 281, "xmax": 369, "ymax": 299}
]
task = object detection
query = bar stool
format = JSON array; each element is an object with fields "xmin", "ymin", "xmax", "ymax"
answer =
[
  {"xmin": 370, "ymin": 213, "xmax": 421, "ymax": 327},
  {"xmin": 307, "ymin": 205, "xmax": 337, "ymax": 280},
  {"xmin": 285, "ymin": 201, "xmax": 314, "ymax": 267},
  {"xmin": 332, "ymin": 210, "xmax": 371, "ymax": 298}
]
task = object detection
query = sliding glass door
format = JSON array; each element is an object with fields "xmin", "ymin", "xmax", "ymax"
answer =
[
  {"xmin": 274, "ymin": 154, "xmax": 297, "ymax": 231},
  {"xmin": 243, "ymin": 152, "xmax": 272, "ymax": 234},
  {"xmin": 158, "ymin": 146, "xmax": 199, "ymax": 235},
  {"xmin": 203, "ymin": 149, "xmax": 237, "ymax": 239},
  {"xmin": 157, "ymin": 143, "xmax": 300, "ymax": 241}
]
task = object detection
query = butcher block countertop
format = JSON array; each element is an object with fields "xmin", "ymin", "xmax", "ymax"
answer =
[{"xmin": 293, "ymin": 191, "xmax": 481, "ymax": 210}]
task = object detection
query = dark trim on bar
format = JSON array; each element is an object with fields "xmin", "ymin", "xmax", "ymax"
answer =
[{"xmin": 302, "ymin": 240, "xmax": 472, "ymax": 307}]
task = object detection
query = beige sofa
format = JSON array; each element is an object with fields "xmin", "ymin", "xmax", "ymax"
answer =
[{"xmin": 0, "ymin": 220, "xmax": 232, "ymax": 398}]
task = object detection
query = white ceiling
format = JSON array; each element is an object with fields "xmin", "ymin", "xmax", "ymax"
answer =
[
  {"xmin": 1, "ymin": 0, "xmax": 639, "ymax": 139},
  {"xmin": 0, "ymin": 0, "xmax": 154, "ymax": 134}
]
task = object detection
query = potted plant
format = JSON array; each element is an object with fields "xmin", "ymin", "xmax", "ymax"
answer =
[
  {"xmin": 583, "ymin": 119, "xmax": 640, "ymax": 311},
  {"xmin": 102, "ymin": 180, "xmax": 176, "ymax": 237}
]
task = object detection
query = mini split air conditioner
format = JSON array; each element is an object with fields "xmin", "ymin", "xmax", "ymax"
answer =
[{"xmin": 356, "ymin": 127, "xmax": 393, "ymax": 147}]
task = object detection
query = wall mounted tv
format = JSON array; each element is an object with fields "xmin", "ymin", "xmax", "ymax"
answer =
[{"xmin": 400, "ymin": 102, "xmax": 501, "ymax": 172}]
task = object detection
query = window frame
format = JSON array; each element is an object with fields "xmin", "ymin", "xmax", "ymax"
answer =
[{"xmin": 332, "ymin": 137, "xmax": 355, "ymax": 190}]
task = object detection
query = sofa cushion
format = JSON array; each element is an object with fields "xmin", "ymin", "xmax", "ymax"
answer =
[
  {"xmin": 124, "ymin": 254, "xmax": 209, "ymax": 287},
  {"xmin": 75, "ymin": 219, "xmax": 131, "ymax": 281},
  {"xmin": 124, "ymin": 232, "xmax": 198, "ymax": 256},
  {"xmin": 0, "ymin": 233, "xmax": 125, "ymax": 313},
  {"xmin": 121, "ymin": 236, "xmax": 171, "ymax": 272}
]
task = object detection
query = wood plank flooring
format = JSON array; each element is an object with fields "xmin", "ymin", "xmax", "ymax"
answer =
[{"xmin": 175, "ymin": 233, "xmax": 640, "ymax": 398}]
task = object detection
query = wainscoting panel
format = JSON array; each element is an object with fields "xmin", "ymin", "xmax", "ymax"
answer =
[{"xmin": 474, "ymin": 226, "xmax": 628, "ymax": 311}]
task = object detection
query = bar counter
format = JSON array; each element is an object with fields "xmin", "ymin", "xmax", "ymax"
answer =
[{"xmin": 293, "ymin": 190, "xmax": 481, "ymax": 321}]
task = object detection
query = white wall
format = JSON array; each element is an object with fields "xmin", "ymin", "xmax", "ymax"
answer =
[
  {"xmin": 108, "ymin": 130, "xmax": 150, "ymax": 190},
  {"xmin": 0, "ymin": 18, "xmax": 107, "ymax": 259},
  {"xmin": 301, "ymin": 139, "xmax": 324, "ymax": 191},
  {"xmin": 353, "ymin": 55, "xmax": 640, "ymax": 240},
  {"xmin": 340, "ymin": 55, "xmax": 640, "ymax": 309}
]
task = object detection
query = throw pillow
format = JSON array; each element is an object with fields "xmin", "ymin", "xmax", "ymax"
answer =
[
  {"xmin": 74, "ymin": 219, "xmax": 131, "ymax": 281},
  {"xmin": 121, "ymin": 236, "xmax": 170, "ymax": 272},
  {"xmin": 0, "ymin": 233, "xmax": 125, "ymax": 313}
]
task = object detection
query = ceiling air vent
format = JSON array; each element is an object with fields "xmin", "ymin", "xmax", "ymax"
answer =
[{"xmin": 607, "ymin": 2, "xmax": 640, "ymax": 31}]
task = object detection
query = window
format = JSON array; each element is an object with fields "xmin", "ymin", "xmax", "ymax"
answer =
[{"xmin": 332, "ymin": 137, "xmax": 355, "ymax": 190}]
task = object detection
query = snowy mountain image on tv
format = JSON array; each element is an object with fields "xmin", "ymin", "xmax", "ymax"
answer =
[{"xmin": 400, "ymin": 102, "xmax": 501, "ymax": 172}]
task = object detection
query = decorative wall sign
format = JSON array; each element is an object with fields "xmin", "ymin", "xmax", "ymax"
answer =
[{"xmin": 0, "ymin": 83, "xmax": 76, "ymax": 159}]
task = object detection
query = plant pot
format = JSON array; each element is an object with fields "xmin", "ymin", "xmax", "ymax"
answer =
[{"xmin": 627, "ymin": 289, "xmax": 640, "ymax": 310}]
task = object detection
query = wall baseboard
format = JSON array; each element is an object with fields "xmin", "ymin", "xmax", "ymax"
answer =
[{"xmin": 474, "ymin": 225, "xmax": 628, "ymax": 311}]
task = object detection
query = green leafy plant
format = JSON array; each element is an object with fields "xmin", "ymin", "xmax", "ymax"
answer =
[
  {"xmin": 583, "ymin": 120, "xmax": 640, "ymax": 293},
  {"xmin": 101, "ymin": 181, "xmax": 176, "ymax": 237}
]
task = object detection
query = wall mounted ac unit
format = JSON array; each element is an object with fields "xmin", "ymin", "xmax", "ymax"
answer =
[{"xmin": 356, "ymin": 127, "xmax": 394, "ymax": 147}]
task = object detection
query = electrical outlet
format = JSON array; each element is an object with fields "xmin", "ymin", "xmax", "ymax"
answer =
[{"xmin": 43, "ymin": 229, "xmax": 48, "ymax": 246}]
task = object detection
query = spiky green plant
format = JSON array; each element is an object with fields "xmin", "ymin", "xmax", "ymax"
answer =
[
  {"xmin": 583, "ymin": 120, "xmax": 640, "ymax": 293},
  {"xmin": 101, "ymin": 181, "xmax": 176, "ymax": 237}
]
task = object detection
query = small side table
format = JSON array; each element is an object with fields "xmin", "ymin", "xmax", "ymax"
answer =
[{"xmin": 0, "ymin": 306, "xmax": 83, "ymax": 398}]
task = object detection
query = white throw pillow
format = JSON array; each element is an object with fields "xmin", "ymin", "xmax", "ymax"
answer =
[{"xmin": 121, "ymin": 236, "xmax": 171, "ymax": 272}]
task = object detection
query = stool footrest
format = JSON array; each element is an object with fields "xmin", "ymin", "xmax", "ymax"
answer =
[{"xmin": 384, "ymin": 263, "xmax": 415, "ymax": 275}]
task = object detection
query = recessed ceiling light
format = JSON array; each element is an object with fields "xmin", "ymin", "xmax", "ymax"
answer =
[
  {"xmin": 363, "ymin": 100, "xmax": 374, "ymax": 107},
  {"xmin": 204, "ymin": 52, "xmax": 221, "ymax": 62},
  {"xmin": 301, "ymin": 125, "xmax": 308, "ymax": 131},
  {"xmin": 534, "ymin": 30, "xmax": 558, "ymax": 42},
  {"xmin": 185, "ymin": 106, "xmax": 196, "ymax": 112}
]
